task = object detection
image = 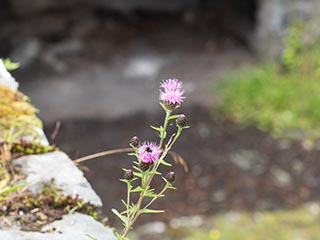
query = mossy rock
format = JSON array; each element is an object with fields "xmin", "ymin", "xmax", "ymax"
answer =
[{"xmin": 0, "ymin": 84, "xmax": 42, "ymax": 139}]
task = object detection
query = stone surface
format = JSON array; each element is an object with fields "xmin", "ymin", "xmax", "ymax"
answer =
[
  {"xmin": 255, "ymin": 0, "xmax": 320, "ymax": 58},
  {"xmin": 230, "ymin": 149, "xmax": 268, "ymax": 175},
  {"xmin": 0, "ymin": 60, "xmax": 18, "ymax": 90},
  {"xmin": 0, "ymin": 213, "xmax": 116, "ymax": 240},
  {"xmin": 0, "ymin": 59, "xmax": 48, "ymax": 144},
  {"xmin": 270, "ymin": 167, "xmax": 292, "ymax": 187},
  {"xmin": 0, "ymin": 61, "xmax": 115, "ymax": 239},
  {"xmin": 13, "ymin": 151, "xmax": 102, "ymax": 206}
]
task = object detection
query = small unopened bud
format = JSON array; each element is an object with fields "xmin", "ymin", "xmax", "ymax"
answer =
[
  {"xmin": 130, "ymin": 136, "xmax": 140, "ymax": 147},
  {"xmin": 165, "ymin": 171, "xmax": 176, "ymax": 183},
  {"xmin": 139, "ymin": 162, "xmax": 151, "ymax": 171},
  {"xmin": 124, "ymin": 169, "xmax": 134, "ymax": 180},
  {"xmin": 164, "ymin": 102, "xmax": 179, "ymax": 111},
  {"xmin": 176, "ymin": 114, "xmax": 187, "ymax": 127}
]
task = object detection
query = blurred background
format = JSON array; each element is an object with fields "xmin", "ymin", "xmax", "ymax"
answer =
[{"xmin": 2, "ymin": 0, "xmax": 320, "ymax": 239}]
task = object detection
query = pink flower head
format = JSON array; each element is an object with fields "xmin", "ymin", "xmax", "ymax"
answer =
[
  {"xmin": 138, "ymin": 141, "xmax": 162, "ymax": 163},
  {"xmin": 160, "ymin": 78, "xmax": 183, "ymax": 91},
  {"xmin": 160, "ymin": 78, "xmax": 185, "ymax": 106},
  {"xmin": 160, "ymin": 89, "xmax": 184, "ymax": 105}
]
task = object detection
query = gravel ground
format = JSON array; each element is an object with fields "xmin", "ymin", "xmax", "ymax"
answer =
[{"xmin": 47, "ymin": 105, "xmax": 320, "ymax": 227}]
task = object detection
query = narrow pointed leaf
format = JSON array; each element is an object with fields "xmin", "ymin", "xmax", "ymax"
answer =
[
  {"xmin": 131, "ymin": 186, "xmax": 143, "ymax": 193},
  {"xmin": 150, "ymin": 125, "xmax": 162, "ymax": 132},
  {"xmin": 141, "ymin": 209, "xmax": 165, "ymax": 214},
  {"xmin": 161, "ymin": 159, "xmax": 172, "ymax": 166},
  {"xmin": 112, "ymin": 208, "xmax": 128, "ymax": 224}
]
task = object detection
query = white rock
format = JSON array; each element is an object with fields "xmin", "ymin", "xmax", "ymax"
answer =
[
  {"xmin": 0, "ymin": 60, "xmax": 19, "ymax": 90},
  {"xmin": 14, "ymin": 151, "xmax": 102, "ymax": 206},
  {"xmin": 0, "ymin": 213, "xmax": 116, "ymax": 240}
]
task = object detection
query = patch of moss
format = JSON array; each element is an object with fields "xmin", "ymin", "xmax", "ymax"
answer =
[
  {"xmin": 215, "ymin": 42, "xmax": 320, "ymax": 140},
  {"xmin": 9, "ymin": 140, "xmax": 57, "ymax": 157},
  {"xmin": 215, "ymin": 20, "xmax": 320, "ymax": 140},
  {"xmin": 0, "ymin": 84, "xmax": 42, "ymax": 139}
]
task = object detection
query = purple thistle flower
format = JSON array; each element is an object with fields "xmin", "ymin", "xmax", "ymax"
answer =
[
  {"xmin": 160, "ymin": 78, "xmax": 185, "ymax": 106},
  {"xmin": 160, "ymin": 79, "xmax": 183, "ymax": 91},
  {"xmin": 160, "ymin": 89, "xmax": 184, "ymax": 105},
  {"xmin": 138, "ymin": 141, "xmax": 162, "ymax": 163}
]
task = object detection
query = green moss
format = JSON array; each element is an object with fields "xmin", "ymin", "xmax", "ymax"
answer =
[
  {"xmin": 10, "ymin": 140, "xmax": 56, "ymax": 156},
  {"xmin": 215, "ymin": 43, "xmax": 320, "ymax": 140},
  {"xmin": 0, "ymin": 84, "xmax": 42, "ymax": 139},
  {"xmin": 166, "ymin": 206, "xmax": 320, "ymax": 240}
]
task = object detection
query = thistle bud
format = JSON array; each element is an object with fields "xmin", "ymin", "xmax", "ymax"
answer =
[
  {"xmin": 124, "ymin": 169, "xmax": 134, "ymax": 180},
  {"xmin": 139, "ymin": 162, "xmax": 151, "ymax": 171},
  {"xmin": 130, "ymin": 136, "xmax": 140, "ymax": 147},
  {"xmin": 176, "ymin": 114, "xmax": 187, "ymax": 127},
  {"xmin": 163, "ymin": 102, "xmax": 178, "ymax": 111},
  {"xmin": 165, "ymin": 171, "xmax": 176, "ymax": 183}
]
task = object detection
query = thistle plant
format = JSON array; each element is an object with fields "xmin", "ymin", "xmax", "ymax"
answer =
[{"xmin": 112, "ymin": 79, "xmax": 189, "ymax": 239}]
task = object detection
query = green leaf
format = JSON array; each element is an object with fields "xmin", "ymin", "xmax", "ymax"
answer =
[
  {"xmin": 150, "ymin": 125, "xmax": 162, "ymax": 132},
  {"xmin": 0, "ymin": 183, "xmax": 26, "ymax": 196},
  {"xmin": 85, "ymin": 234, "xmax": 97, "ymax": 240},
  {"xmin": 131, "ymin": 186, "xmax": 143, "ymax": 193},
  {"xmin": 128, "ymin": 152, "xmax": 137, "ymax": 157},
  {"xmin": 112, "ymin": 208, "xmax": 128, "ymax": 224},
  {"xmin": 120, "ymin": 179, "xmax": 127, "ymax": 183},
  {"xmin": 121, "ymin": 199, "xmax": 128, "ymax": 208},
  {"xmin": 133, "ymin": 172, "xmax": 142, "ymax": 178},
  {"xmin": 160, "ymin": 159, "xmax": 172, "ymax": 167},
  {"xmin": 133, "ymin": 166, "xmax": 142, "ymax": 172},
  {"xmin": 144, "ymin": 189, "xmax": 157, "ymax": 198},
  {"xmin": 141, "ymin": 209, "xmax": 165, "ymax": 214},
  {"xmin": 120, "ymin": 209, "xmax": 128, "ymax": 215},
  {"xmin": 114, "ymin": 232, "xmax": 130, "ymax": 240},
  {"xmin": 2, "ymin": 58, "xmax": 20, "ymax": 71},
  {"xmin": 144, "ymin": 193, "xmax": 157, "ymax": 198},
  {"xmin": 169, "ymin": 114, "xmax": 181, "ymax": 120},
  {"xmin": 149, "ymin": 170, "xmax": 162, "ymax": 175}
]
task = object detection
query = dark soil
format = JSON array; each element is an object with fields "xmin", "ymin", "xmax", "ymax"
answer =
[
  {"xmin": 47, "ymin": 105, "xmax": 320, "ymax": 226},
  {"xmin": 0, "ymin": 183, "xmax": 99, "ymax": 231}
]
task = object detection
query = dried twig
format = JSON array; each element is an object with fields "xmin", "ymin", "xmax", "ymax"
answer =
[{"xmin": 73, "ymin": 147, "xmax": 188, "ymax": 172}]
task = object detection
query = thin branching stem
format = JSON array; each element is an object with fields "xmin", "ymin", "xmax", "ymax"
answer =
[
  {"xmin": 120, "ymin": 110, "xmax": 177, "ymax": 238},
  {"xmin": 74, "ymin": 148, "xmax": 132, "ymax": 164},
  {"xmin": 141, "ymin": 183, "xmax": 169, "ymax": 212}
]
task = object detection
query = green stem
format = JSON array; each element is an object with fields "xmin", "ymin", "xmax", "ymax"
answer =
[
  {"xmin": 159, "ymin": 109, "xmax": 171, "ymax": 148},
  {"xmin": 141, "ymin": 183, "xmax": 169, "ymax": 212},
  {"xmin": 121, "ymin": 191, "xmax": 144, "ymax": 237},
  {"xmin": 126, "ymin": 181, "xmax": 131, "ymax": 219},
  {"xmin": 119, "ymin": 113, "xmax": 184, "ymax": 239}
]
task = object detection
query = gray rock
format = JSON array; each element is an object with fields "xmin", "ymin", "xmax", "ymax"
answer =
[
  {"xmin": 13, "ymin": 151, "xmax": 102, "ymax": 206},
  {"xmin": 1, "ymin": 60, "xmax": 115, "ymax": 239},
  {"xmin": 0, "ymin": 213, "xmax": 116, "ymax": 240},
  {"xmin": 270, "ymin": 167, "xmax": 292, "ymax": 187},
  {"xmin": 255, "ymin": 0, "xmax": 320, "ymax": 58},
  {"xmin": 230, "ymin": 149, "xmax": 268, "ymax": 175}
]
